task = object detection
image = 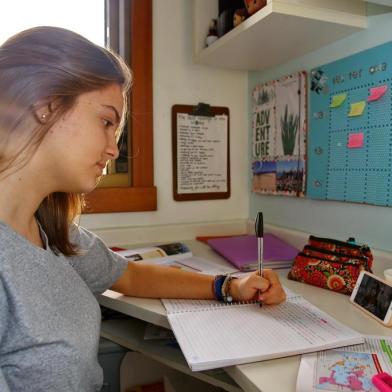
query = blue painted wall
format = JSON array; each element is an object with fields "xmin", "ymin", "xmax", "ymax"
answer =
[{"xmin": 248, "ymin": 5, "xmax": 392, "ymax": 251}]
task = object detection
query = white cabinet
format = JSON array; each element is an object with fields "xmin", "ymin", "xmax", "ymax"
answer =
[{"xmin": 193, "ymin": 0, "xmax": 368, "ymax": 71}]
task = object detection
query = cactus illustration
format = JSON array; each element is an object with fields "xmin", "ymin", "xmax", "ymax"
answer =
[{"xmin": 280, "ymin": 104, "xmax": 299, "ymax": 155}]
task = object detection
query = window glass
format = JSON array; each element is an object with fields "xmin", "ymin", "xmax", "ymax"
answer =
[
  {"xmin": 0, "ymin": 0, "xmax": 105, "ymax": 46},
  {"xmin": 0, "ymin": 0, "xmax": 131, "ymax": 187}
]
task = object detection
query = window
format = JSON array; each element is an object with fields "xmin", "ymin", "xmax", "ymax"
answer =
[
  {"xmin": 84, "ymin": 0, "xmax": 156, "ymax": 213},
  {"xmin": 98, "ymin": 0, "xmax": 131, "ymax": 188},
  {"xmin": 0, "ymin": 0, "xmax": 156, "ymax": 213}
]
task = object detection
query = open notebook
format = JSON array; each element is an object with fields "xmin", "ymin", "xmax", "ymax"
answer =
[{"xmin": 162, "ymin": 289, "xmax": 363, "ymax": 371}]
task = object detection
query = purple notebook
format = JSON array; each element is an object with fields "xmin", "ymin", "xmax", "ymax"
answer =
[{"xmin": 207, "ymin": 234, "xmax": 298, "ymax": 271}]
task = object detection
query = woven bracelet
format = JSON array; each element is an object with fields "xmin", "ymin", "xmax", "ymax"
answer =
[{"xmin": 213, "ymin": 275, "xmax": 225, "ymax": 302}]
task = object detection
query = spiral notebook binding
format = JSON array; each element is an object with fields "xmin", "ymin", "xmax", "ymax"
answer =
[
  {"xmin": 165, "ymin": 299, "xmax": 258, "ymax": 314},
  {"xmin": 199, "ymin": 300, "xmax": 257, "ymax": 310}
]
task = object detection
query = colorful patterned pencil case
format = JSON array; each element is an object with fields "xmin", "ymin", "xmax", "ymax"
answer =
[{"xmin": 287, "ymin": 235, "xmax": 373, "ymax": 295}]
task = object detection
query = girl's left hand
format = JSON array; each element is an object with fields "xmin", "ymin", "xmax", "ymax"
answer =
[{"xmin": 231, "ymin": 269, "xmax": 286, "ymax": 305}]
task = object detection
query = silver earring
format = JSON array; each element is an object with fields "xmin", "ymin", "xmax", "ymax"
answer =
[{"xmin": 41, "ymin": 114, "xmax": 47, "ymax": 120}]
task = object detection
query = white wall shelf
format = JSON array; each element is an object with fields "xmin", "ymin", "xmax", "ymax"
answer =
[
  {"xmin": 365, "ymin": 0, "xmax": 392, "ymax": 6},
  {"xmin": 193, "ymin": 0, "xmax": 368, "ymax": 71}
]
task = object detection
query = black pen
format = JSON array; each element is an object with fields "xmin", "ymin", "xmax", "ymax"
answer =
[{"xmin": 255, "ymin": 212, "xmax": 263, "ymax": 307}]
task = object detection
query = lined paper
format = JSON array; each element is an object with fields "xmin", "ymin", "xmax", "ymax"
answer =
[{"xmin": 163, "ymin": 294, "xmax": 363, "ymax": 371}]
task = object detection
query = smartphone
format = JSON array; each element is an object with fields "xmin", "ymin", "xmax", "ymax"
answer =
[{"xmin": 350, "ymin": 271, "xmax": 392, "ymax": 327}]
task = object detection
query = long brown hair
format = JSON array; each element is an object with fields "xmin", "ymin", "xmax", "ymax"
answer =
[{"xmin": 0, "ymin": 26, "xmax": 132, "ymax": 255}]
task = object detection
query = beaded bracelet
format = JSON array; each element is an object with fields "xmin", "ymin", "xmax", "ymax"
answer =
[{"xmin": 221, "ymin": 275, "xmax": 237, "ymax": 303}]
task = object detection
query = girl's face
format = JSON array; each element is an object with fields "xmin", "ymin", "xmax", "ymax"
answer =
[{"xmin": 38, "ymin": 84, "xmax": 124, "ymax": 194}]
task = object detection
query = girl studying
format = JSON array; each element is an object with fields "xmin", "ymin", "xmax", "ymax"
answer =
[{"xmin": 0, "ymin": 27, "xmax": 286, "ymax": 391}]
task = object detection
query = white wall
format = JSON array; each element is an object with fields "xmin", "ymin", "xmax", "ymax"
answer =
[{"xmin": 81, "ymin": 0, "xmax": 248, "ymax": 231}]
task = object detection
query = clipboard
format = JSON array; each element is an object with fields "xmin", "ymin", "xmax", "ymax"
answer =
[{"xmin": 172, "ymin": 103, "xmax": 230, "ymax": 201}]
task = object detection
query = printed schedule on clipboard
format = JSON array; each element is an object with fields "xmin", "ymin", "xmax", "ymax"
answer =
[{"xmin": 172, "ymin": 104, "xmax": 230, "ymax": 201}]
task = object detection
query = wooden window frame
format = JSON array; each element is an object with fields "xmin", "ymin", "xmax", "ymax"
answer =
[{"xmin": 83, "ymin": 0, "xmax": 156, "ymax": 213}]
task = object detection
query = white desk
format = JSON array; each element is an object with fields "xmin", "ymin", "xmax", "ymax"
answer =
[{"xmin": 99, "ymin": 240, "xmax": 392, "ymax": 392}]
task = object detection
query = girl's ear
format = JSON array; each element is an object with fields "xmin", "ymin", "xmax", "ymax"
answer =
[
  {"xmin": 33, "ymin": 98, "xmax": 61, "ymax": 124},
  {"xmin": 34, "ymin": 108, "xmax": 50, "ymax": 124},
  {"xmin": 33, "ymin": 102, "xmax": 51, "ymax": 124}
]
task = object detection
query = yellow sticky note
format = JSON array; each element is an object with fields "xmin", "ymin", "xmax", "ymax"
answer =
[
  {"xmin": 330, "ymin": 93, "xmax": 347, "ymax": 108},
  {"xmin": 348, "ymin": 101, "xmax": 366, "ymax": 117}
]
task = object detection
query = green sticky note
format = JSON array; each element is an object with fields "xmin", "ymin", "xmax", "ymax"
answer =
[
  {"xmin": 330, "ymin": 93, "xmax": 347, "ymax": 108},
  {"xmin": 348, "ymin": 101, "xmax": 366, "ymax": 117}
]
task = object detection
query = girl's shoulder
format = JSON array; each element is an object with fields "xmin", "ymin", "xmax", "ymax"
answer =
[{"xmin": 0, "ymin": 222, "xmax": 52, "ymax": 273}]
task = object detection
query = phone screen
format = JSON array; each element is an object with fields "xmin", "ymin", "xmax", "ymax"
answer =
[{"xmin": 354, "ymin": 273, "xmax": 392, "ymax": 321}]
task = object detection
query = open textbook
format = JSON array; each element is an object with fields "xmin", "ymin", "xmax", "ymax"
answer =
[
  {"xmin": 296, "ymin": 335, "xmax": 392, "ymax": 392},
  {"xmin": 115, "ymin": 242, "xmax": 237, "ymax": 276},
  {"xmin": 162, "ymin": 289, "xmax": 364, "ymax": 372}
]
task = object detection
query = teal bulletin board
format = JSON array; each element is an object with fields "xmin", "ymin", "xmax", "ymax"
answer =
[{"xmin": 307, "ymin": 41, "xmax": 392, "ymax": 206}]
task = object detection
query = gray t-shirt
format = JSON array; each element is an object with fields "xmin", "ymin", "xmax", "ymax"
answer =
[{"xmin": 0, "ymin": 222, "xmax": 128, "ymax": 392}]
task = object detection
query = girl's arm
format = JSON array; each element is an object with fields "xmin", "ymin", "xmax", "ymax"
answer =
[{"xmin": 111, "ymin": 263, "xmax": 285, "ymax": 304}]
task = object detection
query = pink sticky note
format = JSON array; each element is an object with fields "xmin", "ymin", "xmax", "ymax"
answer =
[
  {"xmin": 368, "ymin": 85, "xmax": 388, "ymax": 102},
  {"xmin": 348, "ymin": 132, "xmax": 364, "ymax": 148}
]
